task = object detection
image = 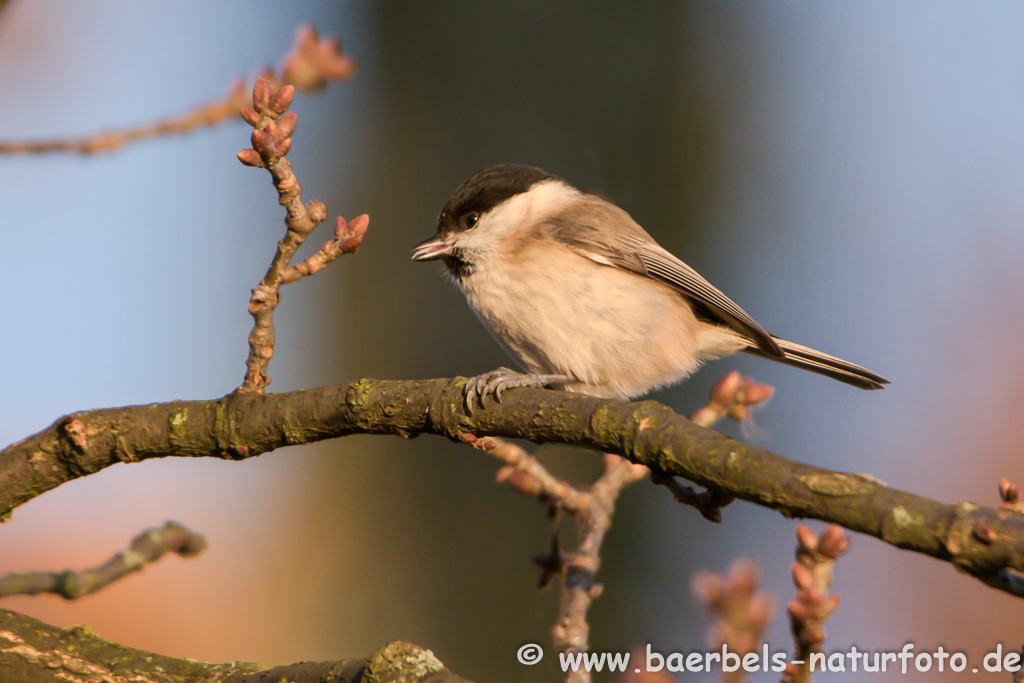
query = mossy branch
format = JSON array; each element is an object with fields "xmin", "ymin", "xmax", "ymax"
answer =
[
  {"xmin": 3, "ymin": 378, "xmax": 1023, "ymax": 596},
  {"xmin": 0, "ymin": 608, "xmax": 470, "ymax": 683}
]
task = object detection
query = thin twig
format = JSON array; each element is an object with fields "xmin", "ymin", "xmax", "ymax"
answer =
[
  {"xmin": 553, "ymin": 455, "xmax": 647, "ymax": 683},
  {"xmin": 463, "ymin": 372, "xmax": 768, "ymax": 683},
  {"xmin": 0, "ymin": 521, "xmax": 206, "ymax": 599},
  {"xmin": 463, "ymin": 434, "xmax": 588, "ymax": 510},
  {"xmin": 235, "ymin": 77, "xmax": 367, "ymax": 393},
  {"xmin": 782, "ymin": 524, "xmax": 849, "ymax": 683},
  {"xmin": 462, "ymin": 439, "xmax": 644, "ymax": 683},
  {"xmin": 692, "ymin": 559, "xmax": 774, "ymax": 683},
  {"xmin": 0, "ymin": 25, "xmax": 356, "ymax": 155}
]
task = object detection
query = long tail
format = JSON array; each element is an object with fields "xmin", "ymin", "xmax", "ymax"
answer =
[{"xmin": 744, "ymin": 336, "xmax": 889, "ymax": 390}]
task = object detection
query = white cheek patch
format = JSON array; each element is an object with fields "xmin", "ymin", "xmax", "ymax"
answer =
[{"xmin": 455, "ymin": 180, "xmax": 580, "ymax": 253}]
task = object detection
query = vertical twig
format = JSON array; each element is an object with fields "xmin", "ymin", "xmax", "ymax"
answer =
[
  {"xmin": 464, "ymin": 371, "xmax": 774, "ymax": 683},
  {"xmin": 235, "ymin": 78, "xmax": 367, "ymax": 394},
  {"xmin": 781, "ymin": 524, "xmax": 849, "ymax": 683},
  {"xmin": 692, "ymin": 559, "xmax": 774, "ymax": 683}
]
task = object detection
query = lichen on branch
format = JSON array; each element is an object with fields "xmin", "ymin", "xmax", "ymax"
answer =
[{"xmin": 3, "ymin": 379, "xmax": 1024, "ymax": 598}]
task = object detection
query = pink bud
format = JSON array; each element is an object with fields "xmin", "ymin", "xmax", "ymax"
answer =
[
  {"xmin": 743, "ymin": 382, "xmax": 775, "ymax": 406},
  {"xmin": 237, "ymin": 149, "xmax": 263, "ymax": 167},
  {"xmin": 269, "ymin": 85, "xmax": 296, "ymax": 114},
  {"xmin": 240, "ymin": 108, "xmax": 261, "ymax": 126},
  {"xmin": 791, "ymin": 561, "xmax": 814, "ymax": 589},
  {"xmin": 251, "ymin": 129, "xmax": 272, "ymax": 155},
  {"xmin": 709, "ymin": 370, "xmax": 742, "ymax": 407},
  {"xmin": 336, "ymin": 214, "xmax": 369, "ymax": 253},
  {"xmin": 264, "ymin": 119, "xmax": 281, "ymax": 141},
  {"xmin": 795, "ymin": 524, "xmax": 818, "ymax": 553},
  {"xmin": 690, "ymin": 571, "xmax": 723, "ymax": 602},
  {"xmin": 253, "ymin": 78, "xmax": 271, "ymax": 110},
  {"xmin": 1000, "ymin": 477, "xmax": 1020, "ymax": 503},
  {"xmin": 818, "ymin": 524, "xmax": 850, "ymax": 558},
  {"xmin": 728, "ymin": 557, "xmax": 759, "ymax": 591},
  {"xmin": 277, "ymin": 111, "xmax": 298, "ymax": 137},
  {"xmin": 786, "ymin": 600, "xmax": 807, "ymax": 622}
]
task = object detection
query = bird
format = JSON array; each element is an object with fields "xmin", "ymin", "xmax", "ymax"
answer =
[{"xmin": 413, "ymin": 164, "xmax": 888, "ymax": 410}]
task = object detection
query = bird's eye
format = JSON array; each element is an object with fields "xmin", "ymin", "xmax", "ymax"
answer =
[{"xmin": 463, "ymin": 212, "xmax": 480, "ymax": 229}]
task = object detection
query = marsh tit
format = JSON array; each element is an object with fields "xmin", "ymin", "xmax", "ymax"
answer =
[{"xmin": 413, "ymin": 164, "xmax": 888, "ymax": 409}]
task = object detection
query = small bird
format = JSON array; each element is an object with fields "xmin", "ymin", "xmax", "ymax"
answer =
[{"xmin": 413, "ymin": 164, "xmax": 888, "ymax": 409}]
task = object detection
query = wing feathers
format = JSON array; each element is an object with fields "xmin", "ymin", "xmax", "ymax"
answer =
[
  {"xmin": 627, "ymin": 240, "xmax": 783, "ymax": 357},
  {"xmin": 545, "ymin": 199, "xmax": 782, "ymax": 356},
  {"xmin": 543, "ymin": 196, "xmax": 888, "ymax": 389}
]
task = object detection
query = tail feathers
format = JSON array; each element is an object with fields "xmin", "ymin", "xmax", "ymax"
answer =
[{"xmin": 745, "ymin": 337, "xmax": 889, "ymax": 390}]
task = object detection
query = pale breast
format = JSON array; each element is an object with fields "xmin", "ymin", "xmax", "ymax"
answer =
[{"xmin": 457, "ymin": 243, "xmax": 746, "ymax": 398}]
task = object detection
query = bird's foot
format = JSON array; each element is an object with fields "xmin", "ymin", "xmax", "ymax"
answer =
[{"xmin": 464, "ymin": 367, "xmax": 573, "ymax": 415}]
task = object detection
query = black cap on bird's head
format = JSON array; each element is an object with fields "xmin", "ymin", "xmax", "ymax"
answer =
[
  {"xmin": 412, "ymin": 164, "xmax": 557, "ymax": 265},
  {"xmin": 437, "ymin": 164, "xmax": 557, "ymax": 236}
]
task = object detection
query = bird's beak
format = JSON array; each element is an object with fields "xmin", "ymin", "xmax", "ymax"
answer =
[{"xmin": 412, "ymin": 234, "xmax": 453, "ymax": 261}]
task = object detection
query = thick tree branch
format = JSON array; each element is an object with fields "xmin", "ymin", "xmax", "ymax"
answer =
[
  {"xmin": 0, "ymin": 608, "xmax": 471, "ymax": 683},
  {"xmin": 3, "ymin": 379, "xmax": 1023, "ymax": 596}
]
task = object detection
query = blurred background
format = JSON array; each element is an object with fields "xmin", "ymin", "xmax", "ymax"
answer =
[{"xmin": 1, "ymin": 1, "xmax": 1023, "ymax": 681}]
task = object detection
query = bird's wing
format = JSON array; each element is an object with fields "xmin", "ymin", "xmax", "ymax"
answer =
[{"xmin": 545, "ymin": 196, "xmax": 783, "ymax": 357}]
